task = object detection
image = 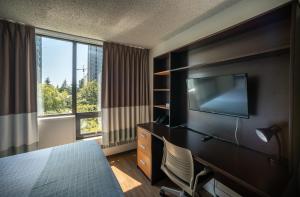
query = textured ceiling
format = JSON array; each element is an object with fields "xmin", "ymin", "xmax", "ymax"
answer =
[{"xmin": 0, "ymin": 0, "xmax": 239, "ymax": 48}]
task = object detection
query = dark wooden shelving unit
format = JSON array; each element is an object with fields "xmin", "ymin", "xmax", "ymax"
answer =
[
  {"xmin": 154, "ymin": 105, "xmax": 169, "ymax": 110},
  {"xmin": 170, "ymin": 45, "xmax": 290, "ymax": 72},
  {"xmin": 152, "ymin": 3, "xmax": 300, "ymax": 196},
  {"xmin": 154, "ymin": 70, "xmax": 170, "ymax": 76},
  {"xmin": 153, "ymin": 53, "xmax": 170, "ymax": 125},
  {"xmin": 153, "ymin": 89, "xmax": 170, "ymax": 91}
]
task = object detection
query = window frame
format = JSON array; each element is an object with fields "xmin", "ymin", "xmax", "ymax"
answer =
[{"xmin": 36, "ymin": 33, "xmax": 103, "ymax": 139}]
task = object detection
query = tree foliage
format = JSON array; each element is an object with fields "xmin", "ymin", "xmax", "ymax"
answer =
[
  {"xmin": 40, "ymin": 78, "xmax": 101, "ymax": 133},
  {"xmin": 77, "ymin": 80, "xmax": 98, "ymax": 105},
  {"xmin": 80, "ymin": 118, "xmax": 102, "ymax": 134},
  {"xmin": 40, "ymin": 79, "xmax": 99, "ymax": 114},
  {"xmin": 45, "ymin": 77, "xmax": 51, "ymax": 85},
  {"xmin": 59, "ymin": 79, "xmax": 72, "ymax": 94},
  {"xmin": 40, "ymin": 83, "xmax": 71, "ymax": 114}
]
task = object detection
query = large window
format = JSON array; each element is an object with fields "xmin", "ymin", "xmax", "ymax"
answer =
[
  {"xmin": 36, "ymin": 35, "xmax": 103, "ymax": 139},
  {"xmin": 76, "ymin": 43, "xmax": 102, "ymax": 137},
  {"xmin": 36, "ymin": 36, "xmax": 73, "ymax": 116}
]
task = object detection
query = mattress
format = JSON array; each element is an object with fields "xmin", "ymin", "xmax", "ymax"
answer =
[{"xmin": 0, "ymin": 140, "xmax": 123, "ymax": 197}]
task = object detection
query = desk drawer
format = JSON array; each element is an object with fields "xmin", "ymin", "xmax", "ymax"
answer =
[
  {"xmin": 137, "ymin": 127, "xmax": 151, "ymax": 145},
  {"xmin": 137, "ymin": 149, "xmax": 151, "ymax": 178},
  {"xmin": 137, "ymin": 139, "xmax": 151, "ymax": 157}
]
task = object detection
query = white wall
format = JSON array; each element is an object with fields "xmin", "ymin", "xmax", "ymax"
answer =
[
  {"xmin": 38, "ymin": 115, "xmax": 76, "ymax": 149},
  {"xmin": 37, "ymin": 116, "xmax": 137, "ymax": 155},
  {"xmin": 151, "ymin": 0, "xmax": 291, "ymax": 57}
]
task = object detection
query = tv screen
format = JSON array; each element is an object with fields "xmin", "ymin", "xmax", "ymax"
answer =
[{"xmin": 187, "ymin": 74, "xmax": 249, "ymax": 118}]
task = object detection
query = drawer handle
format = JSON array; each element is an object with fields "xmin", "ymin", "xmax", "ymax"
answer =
[
  {"xmin": 140, "ymin": 159, "xmax": 146, "ymax": 165},
  {"xmin": 139, "ymin": 144, "xmax": 145, "ymax": 150}
]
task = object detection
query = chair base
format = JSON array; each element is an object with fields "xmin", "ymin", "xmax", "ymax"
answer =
[{"xmin": 160, "ymin": 186, "xmax": 188, "ymax": 197}]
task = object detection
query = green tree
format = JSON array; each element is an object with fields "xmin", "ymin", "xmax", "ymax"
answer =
[
  {"xmin": 45, "ymin": 77, "xmax": 51, "ymax": 85},
  {"xmin": 39, "ymin": 79, "xmax": 99, "ymax": 117},
  {"xmin": 77, "ymin": 80, "xmax": 99, "ymax": 112},
  {"xmin": 59, "ymin": 79, "xmax": 72, "ymax": 94},
  {"xmin": 77, "ymin": 80, "xmax": 98, "ymax": 105},
  {"xmin": 78, "ymin": 78, "xmax": 85, "ymax": 89},
  {"xmin": 80, "ymin": 118, "xmax": 102, "ymax": 134},
  {"xmin": 60, "ymin": 79, "xmax": 67, "ymax": 90},
  {"xmin": 40, "ymin": 83, "xmax": 71, "ymax": 114}
]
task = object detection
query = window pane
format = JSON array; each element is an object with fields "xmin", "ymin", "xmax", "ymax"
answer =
[
  {"xmin": 76, "ymin": 44, "xmax": 102, "ymax": 113},
  {"xmin": 36, "ymin": 36, "xmax": 73, "ymax": 116},
  {"xmin": 80, "ymin": 118, "xmax": 102, "ymax": 135}
]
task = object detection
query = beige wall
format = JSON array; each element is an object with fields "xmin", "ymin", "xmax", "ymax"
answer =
[{"xmin": 38, "ymin": 116, "xmax": 76, "ymax": 149}]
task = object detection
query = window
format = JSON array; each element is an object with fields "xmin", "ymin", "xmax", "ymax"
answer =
[
  {"xmin": 36, "ymin": 35, "xmax": 103, "ymax": 139},
  {"xmin": 36, "ymin": 36, "xmax": 73, "ymax": 116},
  {"xmin": 76, "ymin": 43, "xmax": 102, "ymax": 137}
]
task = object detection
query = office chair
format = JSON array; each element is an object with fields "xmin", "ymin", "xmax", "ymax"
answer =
[{"xmin": 160, "ymin": 137, "xmax": 212, "ymax": 197}]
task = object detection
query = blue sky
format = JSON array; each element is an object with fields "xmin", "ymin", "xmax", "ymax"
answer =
[{"xmin": 41, "ymin": 37, "xmax": 87, "ymax": 86}]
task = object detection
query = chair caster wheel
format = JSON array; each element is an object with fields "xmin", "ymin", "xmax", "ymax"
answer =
[{"xmin": 159, "ymin": 189, "xmax": 165, "ymax": 196}]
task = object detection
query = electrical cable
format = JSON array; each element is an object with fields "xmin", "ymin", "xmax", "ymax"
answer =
[{"xmin": 234, "ymin": 118, "xmax": 240, "ymax": 145}]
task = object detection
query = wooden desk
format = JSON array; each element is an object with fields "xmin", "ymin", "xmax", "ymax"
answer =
[{"xmin": 137, "ymin": 122, "xmax": 290, "ymax": 197}]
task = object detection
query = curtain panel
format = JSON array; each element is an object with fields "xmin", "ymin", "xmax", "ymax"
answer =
[
  {"xmin": 0, "ymin": 20, "xmax": 38, "ymax": 155},
  {"xmin": 101, "ymin": 42, "xmax": 150, "ymax": 147}
]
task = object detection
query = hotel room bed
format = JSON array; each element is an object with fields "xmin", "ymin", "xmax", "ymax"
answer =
[{"xmin": 0, "ymin": 140, "xmax": 123, "ymax": 197}]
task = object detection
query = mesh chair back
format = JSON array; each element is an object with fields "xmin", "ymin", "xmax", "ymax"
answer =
[{"xmin": 163, "ymin": 138, "xmax": 194, "ymax": 185}]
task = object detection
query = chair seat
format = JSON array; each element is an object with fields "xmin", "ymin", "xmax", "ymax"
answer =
[
  {"xmin": 161, "ymin": 164, "xmax": 193, "ymax": 195},
  {"xmin": 160, "ymin": 138, "xmax": 212, "ymax": 197}
]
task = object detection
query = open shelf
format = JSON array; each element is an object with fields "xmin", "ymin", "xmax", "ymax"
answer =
[
  {"xmin": 153, "ymin": 53, "xmax": 171, "ymax": 123},
  {"xmin": 154, "ymin": 89, "xmax": 170, "ymax": 92},
  {"xmin": 154, "ymin": 105, "xmax": 169, "ymax": 110},
  {"xmin": 154, "ymin": 70, "xmax": 170, "ymax": 76},
  {"xmin": 170, "ymin": 45, "xmax": 290, "ymax": 72}
]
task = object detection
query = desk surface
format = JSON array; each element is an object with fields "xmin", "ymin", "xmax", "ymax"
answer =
[{"xmin": 138, "ymin": 122, "xmax": 290, "ymax": 197}]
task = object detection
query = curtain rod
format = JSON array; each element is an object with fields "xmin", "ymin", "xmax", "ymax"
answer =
[{"xmin": 0, "ymin": 17, "xmax": 147, "ymax": 49}]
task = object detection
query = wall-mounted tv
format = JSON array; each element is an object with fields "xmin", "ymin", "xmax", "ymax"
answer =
[{"xmin": 187, "ymin": 73, "xmax": 249, "ymax": 118}]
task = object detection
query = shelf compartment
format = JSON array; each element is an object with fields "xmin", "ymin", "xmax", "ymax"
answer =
[
  {"xmin": 154, "ymin": 76, "xmax": 170, "ymax": 90},
  {"xmin": 154, "ymin": 70, "xmax": 170, "ymax": 76},
  {"xmin": 153, "ymin": 89, "xmax": 170, "ymax": 92},
  {"xmin": 153, "ymin": 107, "xmax": 169, "ymax": 125},
  {"xmin": 154, "ymin": 105, "xmax": 169, "ymax": 110},
  {"xmin": 170, "ymin": 45, "xmax": 290, "ymax": 72},
  {"xmin": 154, "ymin": 53, "xmax": 170, "ymax": 73}
]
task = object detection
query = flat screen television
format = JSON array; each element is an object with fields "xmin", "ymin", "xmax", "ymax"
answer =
[{"xmin": 187, "ymin": 73, "xmax": 249, "ymax": 118}]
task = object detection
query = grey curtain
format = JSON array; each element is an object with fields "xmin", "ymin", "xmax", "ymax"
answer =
[
  {"xmin": 0, "ymin": 20, "xmax": 38, "ymax": 155},
  {"xmin": 101, "ymin": 42, "xmax": 150, "ymax": 147}
]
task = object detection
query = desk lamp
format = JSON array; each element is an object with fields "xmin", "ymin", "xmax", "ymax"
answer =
[{"xmin": 256, "ymin": 125, "xmax": 281, "ymax": 162}]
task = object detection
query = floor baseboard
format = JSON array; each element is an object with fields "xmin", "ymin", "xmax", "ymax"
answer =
[{"xmin": 103, "ymin": 142, "xmax": 137, "ymax": 156}]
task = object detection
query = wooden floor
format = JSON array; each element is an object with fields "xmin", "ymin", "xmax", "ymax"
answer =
[{"xmin": 108, "ymin": 151, "xmax": 211, "ymax": 197}]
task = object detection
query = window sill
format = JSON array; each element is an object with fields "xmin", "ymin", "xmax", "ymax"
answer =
[
  {"xmin": 38, "ymin": 114, "xmax": 75, "ymax": 120},
  {"xmin": 80, "ymin": 135, "xmax": 102, "ymax": 141}
]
